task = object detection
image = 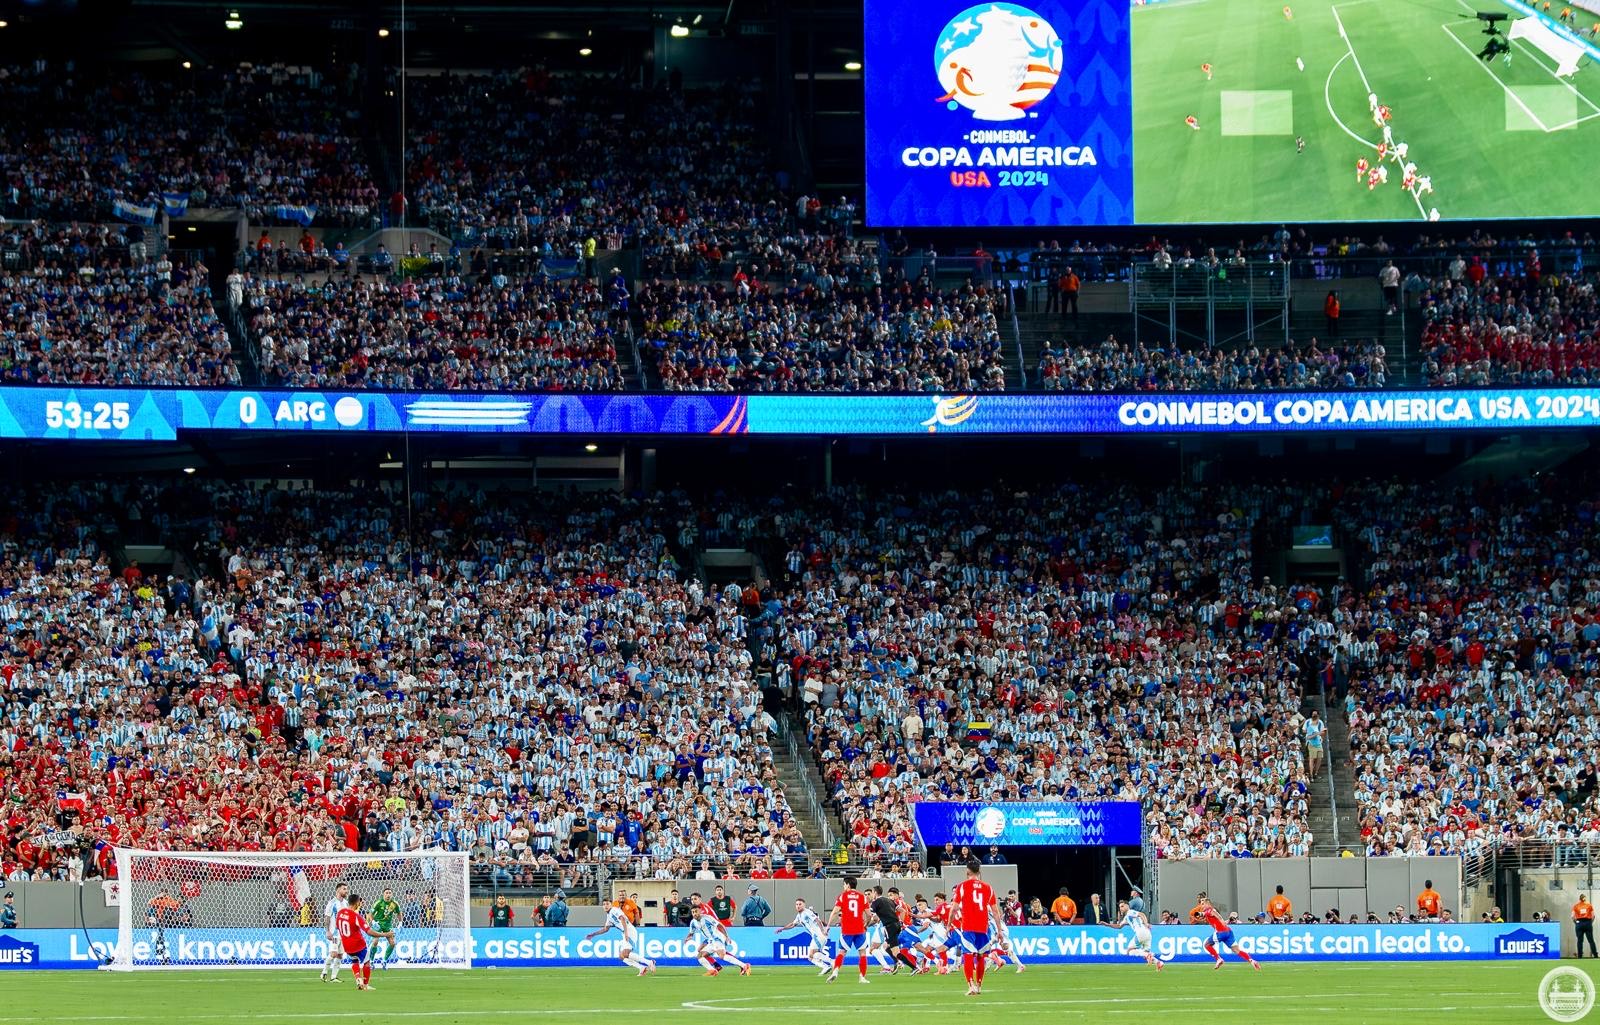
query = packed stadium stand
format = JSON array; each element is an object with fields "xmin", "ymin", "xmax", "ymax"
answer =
[{"xmin": 5, "ymin": 464, "xmax": 1596, "ymax": 885}]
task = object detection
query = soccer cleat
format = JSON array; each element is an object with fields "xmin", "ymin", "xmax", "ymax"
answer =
[
  {"xmin": 858, "ymin": 976, "xmax": 871, "ymax": 984},
  {"xmin": 1155, "ymin": 959, "xmax": 1165, "ymax": 972},
  {"xmin": 1251, "ymin": 960, "xmax": 1262, "ymax": 972},
  {"xmin": 816, "ymin": 964, "xmax": 832, "ymax": 977},
  {"xmin": 826, "ymin": 969, "xmax": 839, "ymax": 983},
  {"xmin": 879, "ymin": 967, "xmax": 896, "ymax": 975},
  {"xmin": 637, "ymin": 967, "xmax": 649, "ymax": 978},
  {"xmin": 649, "ymin": 960, "xmax": 658, "ymax": 974},
  {"xmin": 703, "ymin": 968, "xmax": 721, "ymax": 977},
  {"xmin": 966, "ymin": 985, "xmax": 978, "ymax": 997},
  {"xmin": 1212, "ymin": 959, "xmax": 1224, "ymax": 970},
  {"xmin": 1015, "ymin": 964, "xmax": 1025, "ymax": 974},
  {"xmin": 319, "ymin": 972, "xmax": 327, "ymax": 982},
  {"xmin": 740, "ymin": 965, "xmax": 751, "ymax": 976}
]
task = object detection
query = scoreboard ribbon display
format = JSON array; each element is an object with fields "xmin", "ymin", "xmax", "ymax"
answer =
[
  {"xmin": 3, "ymin": 386, "xmax": 1600, "ymax": 440},
  {"xmin": 912, "ymin": 801, "xmax": 1143, "ymax": 847}
]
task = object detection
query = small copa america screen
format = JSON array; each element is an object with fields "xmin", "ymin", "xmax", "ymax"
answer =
[{"xmin": 863, "ymin": 0, "xmax": 1600, "ymax": 225}]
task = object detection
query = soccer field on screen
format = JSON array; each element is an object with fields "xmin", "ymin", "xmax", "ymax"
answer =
[
  {"xmin": 1132, "ymin": 0, "xmax": 1600, "ymax": 222},
  {"xmin": 0, "ymin": 962, "xmax": 1584, "ymax": 1025}
]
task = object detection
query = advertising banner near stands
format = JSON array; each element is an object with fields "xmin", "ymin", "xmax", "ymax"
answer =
[{"xmin": 0, "ymin": 923, "xmax": 1560, "ymax": 970}]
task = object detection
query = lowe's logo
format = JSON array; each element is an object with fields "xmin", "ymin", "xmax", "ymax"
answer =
[
  {"xmin": 1495, "ymin": 928, "xmax": 1549, "ymax": 956},
  {"xmin": 773, "ymin": 939, "xmax": 816, "ymax": 961},
  {"xmin": 0, "ymin": 935, "xmax": 39, "ymax": 967}
]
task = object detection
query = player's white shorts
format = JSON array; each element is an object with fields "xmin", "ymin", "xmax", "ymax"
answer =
[
  {"xmin": 807, "ymin": 931, "xmax": 829, "ymax": 953},
  {"xmin": 866, "ymin": 924, "xmax": 885, "ymax": 946},
  {"xmin": 701, "ymin": 940, "xmax": 727, "ymax": 958},
  {"xmin": 1131, "ymin": 926, "xmax": 1153, "ymax": 950},
  {"xmin": 928, "ymin": 924, "xmax": 950, "ymax": 945}
]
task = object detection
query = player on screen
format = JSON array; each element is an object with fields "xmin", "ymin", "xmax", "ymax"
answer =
[
  {"xmin": 1394, "ymin": 141, "xmax": 1409, "ymax": 163},
  {"xmin": 1355, "ymin": 157, "xmax": 1369, "ymax": 182},
  {"xmin": 320, "ymin": 882, "xmax": 350, "ymax": 982},
  {"xmin": 1417, "ymin": 175, "xmax": 1433, "ymax": 195},
  {"xmin": 335, "ymin": 894, "xmax": 378, "ymax": 991},
  {"xmin": 1199, "ymin": 897, "xmax": 1261, "ymax": 971},
  {"xmin": 775, "ymin": 899, "xmax": 834, "ymax": 974},
  {"xmin": 826, "ymin": 875, "xmax": 873, "ymax": 984},
  {"xmin": 1201, "ymin": 62, "xmax": 1213, "ymax": 80},
  {"xmin": 1296, "ymin": 135, "xmax": 1305, "ymax": 153},
  {"xmin": 1376, "ymin": 165, "xmax": 1389, "ymax": 184},
  {"xmin": 587, "ymin": 898, "xmax": 659, "ymax": 976},
  {"xmin": 1185, "ymin": 115, "xmax": 1200, "ymax": 130},
  {"xmin": 688, "ymin": 907, "xmax": 750, "ymax": 976},
  {"xmin": 1104, "ymin": 900, "xmax": 1163, "ymax": 970},
  {"xmin": 368, "ymin": 887, "xmax": 401, "ymax": 969},
  {"xmin": 951, "ymin": 859, "xmax": 1004, "ymax": 997},
  {"xmin": 1376, "ymin": 141, "xmax": 1388, "ymax": 163},
  {"xmin": 1283, "ymin": 5, "xmax": 1293, "ymax": 18},
  {"xmin": 1367, "ymin": 169, "xmax": 1381, "ymax": 191}
]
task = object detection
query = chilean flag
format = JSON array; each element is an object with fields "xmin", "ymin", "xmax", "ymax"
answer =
[{"xmin": 57, "ymin": 791, "xmax": 87, "ymax": 814}]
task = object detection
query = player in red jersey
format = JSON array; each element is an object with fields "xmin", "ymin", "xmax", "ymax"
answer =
[
  {"xmin": 1200, "ymin": 62, "xmax": 1213, "ymax": 80},
  {"xmin": 826, "ymin": 875, "xmax": 872, "ymax": 984},
  {"xmin": 335, "ymin": 894, "xmax": 378, "ymax": 991},
  {"xmin": 1199, "ymin": 896, "xmax": 1261, "ymax": 971},
  {"xmin": 951, "ymin": 859, "xmax": 1003, "ymax": 997},
  {"xmin": 1185, "ymin": 114, "xmax": 1200, "ymax": 130},
  {"xmin": 1355, "ymin": 157, "xmax": 1369, "ymax": 182}
]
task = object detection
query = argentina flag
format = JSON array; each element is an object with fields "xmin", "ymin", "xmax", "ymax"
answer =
[
  {"xmin": 161, "ymin": 192, "xmax": 190, "ymax": 217},
  {"xmin": 112, "ymin": 198, "xmax": 158, "ymax": 225}
]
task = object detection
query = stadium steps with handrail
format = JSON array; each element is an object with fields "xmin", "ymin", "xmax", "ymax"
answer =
[{"xmin": 774, "ymin": 713, "xmax": 844, "ymax": 861}]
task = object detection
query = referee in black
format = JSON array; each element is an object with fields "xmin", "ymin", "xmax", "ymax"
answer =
[{"xmin": 869, "ymin": 886, "xmax": 919, "ymax": 972}]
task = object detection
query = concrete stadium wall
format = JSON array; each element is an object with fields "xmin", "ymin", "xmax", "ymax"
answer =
[
  {"xmin": 1156, "ymin": 857, "xmax": 1461, "ymax": 919},
  {"xmin": 1466, "ymin": 867, "xmax": 1598, "ymax": 956},
  {"xmin": 0, "ymin": 880, "xmax": 119, "ymax": 929}
]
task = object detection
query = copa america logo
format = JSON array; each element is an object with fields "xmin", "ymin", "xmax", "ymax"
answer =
[
  {"xmin": 973, "ymin": 806, "xmax": 1008, "ymax": 839},
  {"xmin": 1540, "ymin": 966, "xmax": 1597, "ymax": 1022},
  {"xmin": 934, "ymin": 3, "xmax": 1062, "ymax": 122}
]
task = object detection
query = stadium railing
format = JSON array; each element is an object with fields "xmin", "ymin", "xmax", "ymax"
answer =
[{"xmin": 780, "ymin": 718, "xmax": 837, "ymax": 853}]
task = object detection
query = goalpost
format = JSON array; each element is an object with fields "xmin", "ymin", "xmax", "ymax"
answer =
[{"xmin": 108, "ymin": 849, "xmax": 472, "ymax": 971}]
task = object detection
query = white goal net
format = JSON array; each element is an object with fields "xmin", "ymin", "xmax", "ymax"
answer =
[{"xmin": 109, "ymin": 849, "xmax": 471, "ymax": 971}]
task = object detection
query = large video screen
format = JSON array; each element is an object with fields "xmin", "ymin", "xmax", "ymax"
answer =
[{"xmin": 864, "ymin": 0, "xmax": 1600, "ymax": 225}]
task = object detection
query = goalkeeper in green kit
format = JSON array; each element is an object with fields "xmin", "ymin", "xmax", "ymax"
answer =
[{"xmin": 369, "ymin": 887, "xmax": 402, "ymax": 969}]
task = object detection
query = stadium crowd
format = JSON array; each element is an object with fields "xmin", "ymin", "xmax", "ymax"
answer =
[
  {"xmin": 1417, "ymin": 261, "xmax": 1600, "ymax": 386},
  {"xmin": 0, "ymin": 63, "xmax": 378, "ymax": 227},
  {"xmin": 8, "ymin": 472, "xmax": 1600, "ymax": 883},
  {"xmin": 238, "ymin": 271, "xmax": 627, "ymax": 391},
  {"xmin": 1036, "ymin": 337, "xmax": 1389, "ymax": 391},
  {"xmin": 0, "ymin": 223, "xmax": 238, "ymax": 386},
  {"xmin": 637, "ymin": 278, "xmax": 1008, "ymax": 392}
]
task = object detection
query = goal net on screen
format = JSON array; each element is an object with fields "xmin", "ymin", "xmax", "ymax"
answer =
[{"xmin": 108, "ymin": 849, "xmax": 471, "ymax": 971}]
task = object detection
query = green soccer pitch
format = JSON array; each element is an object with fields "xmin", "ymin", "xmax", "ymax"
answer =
[
  {"xmin": 0, "ymin": 962, "xmax": 1584, "ymax": 1025},
  {"xmin": 1131, "ymin": 0, "xmax": 1600, "ymax": 223}
]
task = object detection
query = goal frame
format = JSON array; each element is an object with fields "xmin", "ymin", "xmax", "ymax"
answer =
[{"xmin": 107, "ymin": 848, "xmax": 472, "ymax": 972}]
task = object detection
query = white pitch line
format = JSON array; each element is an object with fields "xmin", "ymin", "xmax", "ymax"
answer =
[
  {"xmin": 1440, "ymin": 22, "xmax": 1553, "ymax": 131},
  {"xmin": 1324, "ymin": 52, "xmax": 1382, "ymax": 147},
  {"xmin": 1330, "ymin": 4, "xmax": 1432, "ymax": 218},
  {"xmin": 1543, "ymin": 109, "xmax": 1600, "ymax": 129}
]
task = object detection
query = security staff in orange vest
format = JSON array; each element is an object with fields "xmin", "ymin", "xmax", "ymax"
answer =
[{"xmin": 1574, "ymin": 894, "xmax": 1597, "ymax": 957}]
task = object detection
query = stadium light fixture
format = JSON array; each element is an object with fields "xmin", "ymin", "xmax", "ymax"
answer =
[
  {"xmin": 693, "ymin": 13, "xmax": 703, "ymax": 24},
  {"xmin": 579, "ymin": 46, "xmax": 592, "ymax": 56},
  {"xmin": 224, "ymin": 11, "xmax": 243, "ymax": 30},
  {"xmin": 378, "ymin": 27, "xmax": 390, "ymax": 37},
  {"xmin": 845, "ymin": 61, "xmax": 862, "ymax": 71},
  {"xmin": 584, "ymin": 444, "xmax": 599, "ymax": 452},
  {"xmin": 670, "ymin": 23, "xmax": 690, "ymax": 37},
  {"xmin": 0, "ymin": 20, "xmax": 9, "ymax": 28},
  {"xmin": 182, "ymin": 60, "xmax": 193, "ymax": 69},
  {"xmin": 182, "ymin": 467, "xmax": 196, "ymax": 475},
  {"xmin": 186, "ymin": 226, "xmax": 197, "ymax": 232}
]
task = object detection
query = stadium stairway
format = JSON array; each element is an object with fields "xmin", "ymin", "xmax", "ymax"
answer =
[
  {"xmin": 1302, "ymin": 691, "xmax": 1364, "ymax": 856},
  {"xmin": 772, "ymin": 720, "xmax": 847, "ymax": 861},
  {"xmin": 1013, "ymin": 309, "xmax": 1131, "ymax": 387}
]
